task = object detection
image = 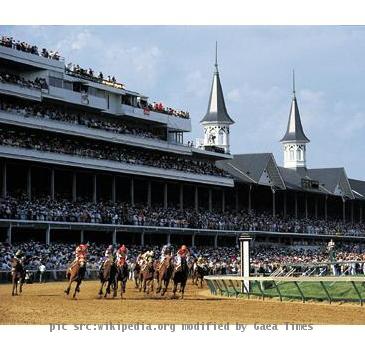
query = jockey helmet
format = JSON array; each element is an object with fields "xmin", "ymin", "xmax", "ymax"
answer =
[
  {"xmin": 119, "ymin": 244, "xmax": 127, "ymax": 252},
  {"xmin": 180, "ymin": 245, "xmax": 187, "ymax": 251},
  {"xmin": 15, "ymin": 250, "xmax": 23, "ymax": 257},
  {"xmin": 108, "ymin": 245, "xmax": 113, "ymax": 250}
]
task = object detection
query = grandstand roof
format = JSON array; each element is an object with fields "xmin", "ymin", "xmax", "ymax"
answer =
[
  {"xmin": 349, "ymin": 178, "xmax": 365, "ymax": 199},
  {"xmin": 308, "ymin": 168, "xmax": 354, "ymax": 199},
  {"xmin": 217, "ymin": 153, "xmax": 286, "ymax": 189}
]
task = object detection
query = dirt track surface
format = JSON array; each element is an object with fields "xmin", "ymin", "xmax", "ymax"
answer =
[{"xmin": 1, "ymin": 280, "xmax": 365, "ymax": 325}]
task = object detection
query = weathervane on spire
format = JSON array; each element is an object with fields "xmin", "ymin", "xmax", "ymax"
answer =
[
  {"xmin": 292, "ymin": 69, "xmax": 296, "ymax": 96},
  {"xmin": 215, "ymin": 41, "xmax": 218, "ymax": 72}
]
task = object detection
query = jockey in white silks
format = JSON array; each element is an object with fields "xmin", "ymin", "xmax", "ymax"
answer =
[
  {"xmin": 160, "ymin": 244, "xmax": 172, "ymax": 263},
  {"xmin": 140, "ymin": 250, "xmax": 154, "ymax": 270}
]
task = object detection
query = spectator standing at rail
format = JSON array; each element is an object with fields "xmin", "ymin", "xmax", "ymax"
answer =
[{"xmin": 38, "ymin": 263, "xmax": 46, "ymax": 283}]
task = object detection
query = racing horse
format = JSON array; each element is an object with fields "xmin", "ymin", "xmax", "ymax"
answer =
[
  {"xmin": 98, "ymin": 258, "xmax": 117, "ymax": 298},
  {"xmin": 133, "ymin": 261, "xmax": 141, "ymax": 289},
  {"xmin": 192, "ymin": 263, "xmax": 209, "ymax": 288},
  {"xmin": 10, "ymin": 258, "xmax": 25, "ymax": 296},
  {"xmin": 172, "ymin": 256, "xmax": 189, "ymax": 299},
  {"xmin": 64, "ymin": 258, "xmax": 86, "ymax": 299},
  {"xmin": 139, "ymin": 260, "xmax": 155, "ymax": 294},
  {"xmin": 155, "ymin": 256, "xmax": 174, "ymax": 296},
  {"xmin": 115, "ymin": 260, "xmax": 129, "ymax": 298}
]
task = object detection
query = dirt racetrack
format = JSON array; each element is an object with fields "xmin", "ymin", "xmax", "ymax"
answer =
[{"xmin": 1, "ymin": 280, "xmax": 365, "ymax": 324}]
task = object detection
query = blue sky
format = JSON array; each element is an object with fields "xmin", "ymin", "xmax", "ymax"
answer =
[{"xmin": 1, "ymin": 25, "xmax": 365, "ymax": 179}]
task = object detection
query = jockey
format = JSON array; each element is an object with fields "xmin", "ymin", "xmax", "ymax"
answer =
[
  {"xmin": 99, "ymin": 244, "xmax": 114, "ymax": 271},
  {"xmin": 14, "ymin": 250, "xmax": 24, "ymax": 262},
  {"xmin": 73, "ymin": 243, "xmax": 88, "ymax": 266},
  {"xmin": 159, "ymin": 243, "xmax": 172, "ymax": 263},
  {"xmin": 140, "ymin": 250, "xmax": 154, "ymax": 269},
  {"xmin": 116, "ymin": 244, "xmax": 128, "ymax": 267},
  {"xmin": 197, "ymin": 256, "xmax": 206, "ymax": 268},
  {"xmin": 175, "ymin": 245, "xmax": 190, "ymax": 267}
]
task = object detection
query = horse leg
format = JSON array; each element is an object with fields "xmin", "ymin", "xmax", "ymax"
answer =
[
  {"xmin": 64, "ymin": 277, "xmax": 73, "ymax": 295},
  {"xmin": 73, "ymin": 280, "xmax": 81, "ymax": 299},
  {"xmin": 181, "ymin": 281, "xmax": 186, "ymax": 299},
  {"xmin": 172, "ymin": 282, "xmax": 177, "ymax": 298},
  {"xmin": 105, "ymin": 281, "xmax": 111, "ymax": 298},
  {"xmin": 98, "ymin": 281, "xmax": 105, "ymax": 298}
]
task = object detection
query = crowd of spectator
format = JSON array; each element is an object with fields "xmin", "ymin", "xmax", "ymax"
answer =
[
  {"xmin": 65, "ymin": 63, "xmax": 123, "ymax": 89},
  {"xmin": 1, "ymin": 194, "xmax": 365, "ymax": 237},
  {"xmin": 0, "ymin": 100, "xmax": 164, "ymax": 141},
  {"xmin": 1, "ymin": 241, "xmax": 365, "ymax": 276},
  {"xmin": 0, "ymin": 126, "xmax": 228, "ymax": 177},
  {"xmin": 0, "ymin": 71, "xmax": 48, "ymax": 90},
  {"xmin": 1, "ymin": 36, "xmax": 61, "ymax": 60},
  {"xmin": 148, "ymin": 102, "xmax": 190, "ymax": 119}
]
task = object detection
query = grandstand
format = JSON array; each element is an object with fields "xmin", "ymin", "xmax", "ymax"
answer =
[{"xmin": 0, "ymin": 34, "xmax": 365, "ymax": 250}]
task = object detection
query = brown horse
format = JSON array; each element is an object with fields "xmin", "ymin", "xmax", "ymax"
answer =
[
  {"xmin": 98, "ymin": 258, "xmax": 117, "ymax": 298},
  {"xmin": 155, "ymin": 256, "xmax": 174, "ymax": 296},
  {"xmin": 139, "ymin": 260, "xmax": 154, "ymax": 294},
  {"xmin": 10, "ymin": 258, "xmax": 25, "ymax": 296},
  {"xmin": 64, "ymin": 259, "xmax": 86, "ymax": 299},
  {"xmin": 192, "ymin": 264, "xmax": 209, "ymax": 288}
]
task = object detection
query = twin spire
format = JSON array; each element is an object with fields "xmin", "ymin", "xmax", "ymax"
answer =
[
  {"xmin": 200, "ymin": 42, "xmax": 235, "ymax": 124},
  {"xmin": 280, "ymin": 70, "xmax": 310, "ymax": 143}
]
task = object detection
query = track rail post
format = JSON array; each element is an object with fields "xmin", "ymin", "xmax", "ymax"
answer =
[
  {"xmin": 351, "ymin": 281, "xmax": 363, "ymax": 306},
  {"xmin": 320, "ymin": 281, "xmax": 332, "ymax": 304},
  {"xmin": 294, "ymin": 281, "xmax": 306, "ymax": 303}
]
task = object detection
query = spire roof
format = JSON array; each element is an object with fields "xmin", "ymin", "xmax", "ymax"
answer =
[
  {"xmin": 200, "ymin": 43, "xmax": 235, "ymax": 124},
  {"xmin": 280, "ymin": 71, "xmax": 310, "ymax": 143}
]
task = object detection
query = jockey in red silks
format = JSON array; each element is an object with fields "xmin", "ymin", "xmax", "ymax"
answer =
[
  {"xmin": 175, "ymin": 245, "xmax": 190, "ymax": 267},
  {"xmin": 116, "ymin": 244, "xmax": 128, "ymax": 267},
  {"xmin": 72, "ymin": 243, "xmax": 88, "ymax": 266}
]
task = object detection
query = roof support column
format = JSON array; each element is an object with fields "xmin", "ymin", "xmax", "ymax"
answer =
[
  {"xmin": 130, "ymin": 178, "xmax": 135, "ymax": 207},
  {"xmin": 305, "ymin": 194, "xmax": 308, "ymax": 219},
  {"xmin": 112, "ymin": 228, "xmax": 117, "ymax": 245},
  {"xmin": 208, "ymin": 188, "xmax": 213, "ymax": 211},
  {"xmin": 6, "ymin": 224, "xmax": 12, "ymax": 245},
  {"xmin": 166, "ymin": 233, "xmax": 171, "ymax": 245},
  {"xmin": 163, "ymin": 183, "xmax": 168, "ymax": 209},
  {"xmin": 194, "ymin": 186, "xmax": 199, "ymax": 213},
  {"xmin": 324, "ymin": 195, "xmax": 328, "ymax": 221},
  {"xmin": 141, "ymin": 232, "xmax": 145, "ymax": 246},
  {"xmin": 27, "ymin": 166, "xmax": 32, "ymax": 200},
  {"xmin": 360, "ymin": 204, "xmax": 363, "ymax": 224},
  {"xmin": 92, "ymin": 174, "xmax": 97, "ymax": 204},
  {"xmin": 112, "ymin": 176, "xmax": 116, "ymax": 204},
  {"xmin": 283, "ymin": 192, "xmax": 287, "ymax": 219},
  {"xmin": 179, "ymin": 184, "xmax": 184, "ymax": 211},
  {"xmin": 351, "ymin": 201, "xmax": 354, "ymax": 224},
  {"xmin": 271, "ymin": 187, "xmax": 276, "ymax": 218},
  {"xmin": 294, "ymin": 192, "xmax": 298, "ymax": 219},
  {"xmin": 72, "ymin": 172, "xmax": 77, "ymax": 202},
  {"xmin": 214, "ymin": 233, "xmax": 218, "ymax": 248},
  {"xmin": 342, "ymin": 197, "xmax": 346, "ymax": 223},
  {"xmin": 46, "ymin": 224, "xmax": 51, "ymax": 245},
  {"xmin": 314, "ymin": 196, "xmax": 318, "ymax": 219},
  {"xmin": 191, "ymin": 234, "xmax": 195, "ymax": 248},
  {"xmin": 80, "ymin": 230, "xmax": 84, "ymax": 243},
  {"xmin": 50, "ymin": 168, "xmax": 55, "ymax": 200},
  {"xmin": 248, "ymin": 185, "xmax": 252, "ymax": 212},
  {"xmin": 147, "ymin": 180, "xmax": 152, "ymax": 207},
  {"xmin": 235, "ymin": 189, "xmax": 239, "ymax": 211},
  {"xmin": 2, "ymin": 160, "xmax": 7, "ymax": 198},
  {"xmin": 222, "ymin": 189, "xmax": 225, "ymax": 213}
]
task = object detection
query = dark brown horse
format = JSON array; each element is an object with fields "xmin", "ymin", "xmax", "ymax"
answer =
[
  {"xmin": 155, "ymin": 256, "xmax": 174, "ymax": 296},
  {"xmin": 98, "ymin": 258, "xmax": 117, "ymax": 298},
  {"xmin": 193, "ymin": 264, "xmax": 209, "ymax": 288},
  {"xmin": 64, "ymin": 259, "xmax": 86, "ymax": 299},
  {"xmin": 139, "ymin": 260, "xmax": 154, "ymax": 294},
  {"xmin": 133, "ymin": 262, "xmax": 141, "ymax": 288},
  {"xmin": 115, "ymin": 260, "xmax": 129, "ymax": 298},
  {"xmin": 172, "ymin": 257, "xmax": 189, "ymax": 299},
  {"xmin": 10, "ymin": 258, "xmax": 25, "ymax": 296}
]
